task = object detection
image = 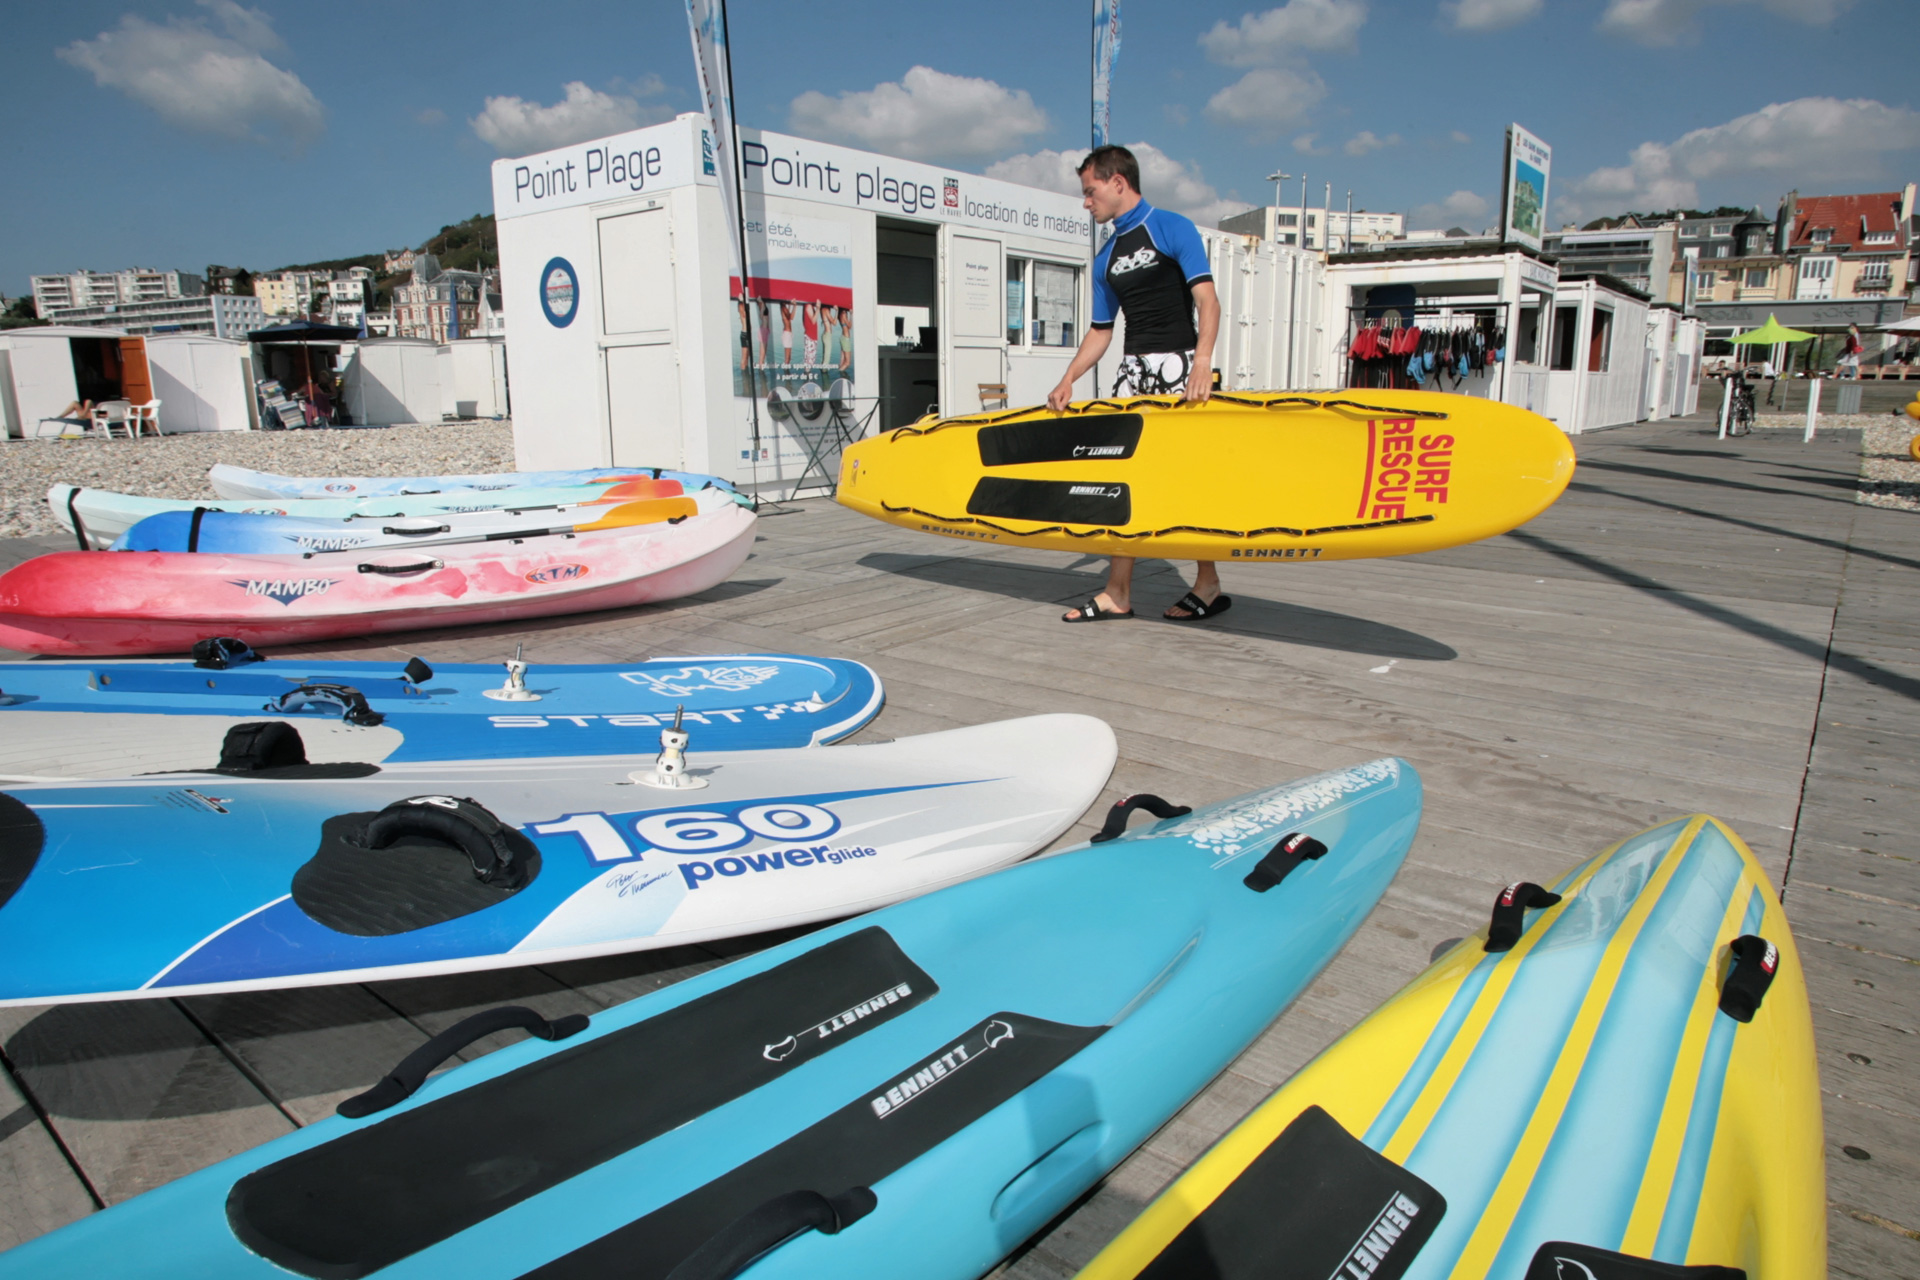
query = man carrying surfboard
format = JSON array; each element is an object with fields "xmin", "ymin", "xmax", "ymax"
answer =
[{"xmin": 1048, "ymin": 146, "xmax": 1226, "ymax": 623}]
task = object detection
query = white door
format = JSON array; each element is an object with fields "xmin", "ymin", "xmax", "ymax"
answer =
[
  {"xmin": 939, "ymin": 229, "xmax": 1006, "ymax": 416},
  {"xmin": 1797, "ymin": 256, "xmax": 1836, "ymax": 301},
  {"xmin": 597, "ymin": 206, "xmax": 680, "ymax": 466}
]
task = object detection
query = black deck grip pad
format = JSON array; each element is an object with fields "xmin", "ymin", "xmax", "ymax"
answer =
[
  {"xmin": 1133, "ymin": 1106, "xmax": 1444, "ymax": 1280},
  {"xmin": 965, "ymin": 477, "xmax": 1132, "ymax": 526},
  {"xmin": 226, "ymin": 927, "xmax": 936, "ymax": 1278},
  {"xmin": 977, "ymin": 414, "xmax": 1143, "ymax": 466},
  {"xmin": 521, "ymin": 1012, "xmax": 1104, "ymax": 1279},
  {"xmin": 0, "ymin": 793, "xmax": 45, "ymax": 914},
  {"xmin": 290, "ymin": 810, "xmax": 540, "ymax": 937},
  {"xmin": 1717, "ymin": 934, "xmax": 1778, "ymax": 1024},
  {"xmin": 1524, "ymin": 1242, "xmax": 1746, "ymax": 1279}
]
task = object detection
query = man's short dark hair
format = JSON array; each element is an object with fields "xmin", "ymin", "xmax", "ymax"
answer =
[{"xmin": 1077, "ymin": 145, "xmax": 1140, "ymax": 195}]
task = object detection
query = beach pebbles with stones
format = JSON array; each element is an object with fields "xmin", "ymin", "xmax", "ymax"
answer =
[{"xmin": 1, "ymin": 422, "xmax": 516, "ymax": 539}]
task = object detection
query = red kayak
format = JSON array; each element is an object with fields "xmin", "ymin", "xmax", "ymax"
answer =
[{"xmin": 0, "ymin": 503, "xmax": 755, "ymax": 656}]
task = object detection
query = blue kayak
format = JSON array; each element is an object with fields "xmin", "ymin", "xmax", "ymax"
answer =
[
  {"xmin": 210, "ymin": 463, "xmax": 737, "ymax": 500},
  {"xmin": 0, "ymin": 651, "xmax": 883, "ymax": 769},
  {"xmin": 0, "ymin": 758, "xmax": 1420, "ymax": 1279}
]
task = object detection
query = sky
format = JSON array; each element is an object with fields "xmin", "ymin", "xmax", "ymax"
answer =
[{"xmin": 5, "ymin": 0, "xmax": 1916, "ymax": 297}]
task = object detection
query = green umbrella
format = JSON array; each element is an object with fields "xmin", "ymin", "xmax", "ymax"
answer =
[{"xmin": 1729, "ymin": 314, "xmax": 1815, "ymax": 344}]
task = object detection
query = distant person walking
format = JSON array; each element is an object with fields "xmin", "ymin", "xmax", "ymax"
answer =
[
  {"xmin": 1759, "ymin": 355, "xmax": 1778, "ymax": 406},
  {"xmin": 1839, "ymin": 324, "xmax": 1863, "ymax": 379},
  {"xmin": 1046, "ymin": 145, "xmax": 1223, "ymax": 624}
]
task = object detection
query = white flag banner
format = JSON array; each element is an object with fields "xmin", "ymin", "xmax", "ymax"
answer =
[
  {"xmin": 686, "ymin": 0, "xmax": 747, "ymax": 287},
  {"xmin": 1092, "ymin": 0, "xmax": 1121, "ymax": 148}
]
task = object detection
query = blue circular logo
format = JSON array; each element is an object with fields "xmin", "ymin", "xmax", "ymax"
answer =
[{"xmin": 540, "ymin": 257, "xmax": 578, "ymax": 328}]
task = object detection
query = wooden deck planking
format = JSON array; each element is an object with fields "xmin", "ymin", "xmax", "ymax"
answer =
[{"xmin": 2, "ymin": 413, "xmax": 1915, "ymax": 1276}]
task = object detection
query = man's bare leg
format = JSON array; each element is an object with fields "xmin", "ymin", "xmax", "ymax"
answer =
[
  {"xmin": 1064, "ymin": 555, "xmax": 1135, "ymax": 620},
  {"xmin": 1163, "ymin": 562, "xmax": 1222, "ymax": 618}
]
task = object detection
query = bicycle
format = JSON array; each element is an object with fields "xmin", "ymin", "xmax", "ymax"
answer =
[{"xmin": 1728, "ymin": 378, "xmax": 1756, "ymax": 437}]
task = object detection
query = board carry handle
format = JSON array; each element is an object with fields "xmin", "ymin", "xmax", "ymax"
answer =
[
  {"xmin": 1484, "ymin": 881, "xmax": 1563, "ymax": 952},
  {"xmin": 336, "ymin": 1005, "xmax": 590, "ymax": 1119},
  {"xmin": 664, "ymin": 1187, "xmax": 878, "ymax": 1280},
  {"xmin": 1088, "ymin": 794, "xmax": 1193, "ymax": 844},
  {"xmin": 357, "ymin": 559, "xmax": 443, "ymax": 575},
  {"xmin": 1242, "ymin": 831, "xmax": 1328, "ymax": 893},
  {"xmin": 378, "ymin": 523, "xmax": 452, "ymax": 536},
  {"xmin": 268, "ymin": 683, "xmax": 385, "ymax": 727},
  {"xmin": 1718, "ymin": 934, "xmax": 1779, "ymax": 1023}
]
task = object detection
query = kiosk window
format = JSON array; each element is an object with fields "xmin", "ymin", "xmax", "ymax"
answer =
[
  {"xmin": 1007, "ymin": 258, "xmax": 1028, "ymax": 346},
  {"xmin": 1588, "ymin": 309, "xmax": 1613, "ymax": 372},
  {"xmin": 1515, "ymin": 301, "xmax": 1543, "ymax": 365},
  {"xmin": 1032, "ymin": 262, "xmax": 1078, "ymax": 347},
  {"xmin": 1549, "ymin": 305, "xmax": 1579, "ymax": 370}
]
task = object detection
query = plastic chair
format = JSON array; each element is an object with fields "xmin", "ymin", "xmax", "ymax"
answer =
[
  {"xmin": 978, "ymin": 383, "xmax": 1009, "ymax": 410},
  {"xmin": 126, "ymin": 399, "xmax": 162, "ymax": 437},
  {"xmin": 89, "ymin": 400, "xmax": 133, "ymax": 439}
]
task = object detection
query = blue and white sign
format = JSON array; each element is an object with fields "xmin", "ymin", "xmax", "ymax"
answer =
[{"xmin": 540, "ymin": 256, "xmax": 579, "ymax": 328}]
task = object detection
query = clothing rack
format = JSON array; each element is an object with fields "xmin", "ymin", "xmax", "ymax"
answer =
[{"xmin": 1343, "ymin": 302, "xmax": 1511, "ymax": 399}]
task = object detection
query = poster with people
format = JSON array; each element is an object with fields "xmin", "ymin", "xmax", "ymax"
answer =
[{"xmin": 731, "ymin": 211, "xmax": 855, "ymax": 465}]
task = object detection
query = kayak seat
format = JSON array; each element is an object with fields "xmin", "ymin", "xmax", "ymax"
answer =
[
  {"xmin": 0, "ymin": 793, "xmax": 45, "ymax": 913},
  {"xmin": 292, "ymin": 798, "xmax": 541, "ymax": 937},
  {"xmin": 227, "ymin": 928, "xmax": 937, "ymax": 1278},
  {"xmin": 976, "ymin": 414, "xmax": 1144, "ymax": 466},
  {"xmin": 1523, "ymin": 1242, "xmax": 1746, "ymax": 1278},
  {"xmin": 1128, "ymin": 1106, "xmax": 1444, "ymax": 1280}
]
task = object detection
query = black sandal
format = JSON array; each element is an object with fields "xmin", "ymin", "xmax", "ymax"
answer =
[
  {"xmin": 1164, "ymin": 591, "xmax": 1232, "ymax": 622},
  {"xmin": 1063, "ymin": 596, "xmax": 1134, "ymax": 623}
]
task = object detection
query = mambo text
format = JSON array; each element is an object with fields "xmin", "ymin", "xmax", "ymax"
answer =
[
  {"xmin": 514, "ymin": 145, "xmax": 664, "ymax": 202},
  {"xmin": 1357, "ymin": 419, "xmax": 1455, "ymax": 521}
]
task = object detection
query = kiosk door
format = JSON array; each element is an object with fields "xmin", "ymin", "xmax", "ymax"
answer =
[
  {"xmin": 598, "ymin": 207, "xmax": 681, "ymax": 467},
  {"xmin": 939, "ymin": 229, "xmax": 1006, "ymax": 417}
]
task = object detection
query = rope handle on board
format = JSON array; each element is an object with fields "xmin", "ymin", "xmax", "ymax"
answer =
[
  {"xmin": 1244, "ymin": 832, "xmax": 1329, "ymax": 893},
  {"xmin": 1484, "ymin": 882, "xmax": 1562, "ymax": 952}
]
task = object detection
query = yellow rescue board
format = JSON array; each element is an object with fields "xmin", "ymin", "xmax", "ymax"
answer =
[
  {"xmin": 835, "ymin": 390, "xmax": 1575, "ymax": 561},
  {"xmin": 1076, "ymin": 815, "xmax": 1825, "ymax": 1280}
]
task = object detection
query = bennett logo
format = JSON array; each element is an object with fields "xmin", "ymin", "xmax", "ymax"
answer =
[
  {"xmin": 1071, "ymin": 445, "xmax": 1127, "ymax": 457},
  {"xmin": 1229, "ymin": 547, "xmax": 1323, "ymax": 559},
  {"xmin": 1334, "ymin": 1192, "xmax": 1424, "ymax": 1279},
  {"xmin": 870, "ymin": 1019, "xmax": 1014, "ymax": 1117},
  {"xmin": 1760, "ymin": 940, "xmax": 1778, "ymax": 974},
  {"xmin": 526, "ymin": 563, "xmax": 589, "ymax": 584},
  {"xmin": 1109, "ymin": 247, "xmax": 1159, "ymax": 275},
  {"xmin": 230, "ymin": 577, "xmax": 338, "ymax": 605},
  {"xmin": 1069, "ymin": 484, "xmax": 1123, "ymax": 498},
  {"xmin": 943, "ymin": 177, "xmax": 959, "ymax": 208},
  {"xmin": 764, "ymin": 982, "xmax": 914, "ymax": 1061}
]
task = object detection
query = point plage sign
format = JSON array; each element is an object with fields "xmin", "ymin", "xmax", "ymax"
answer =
[{"xmin": 490, "ymin": 114, "xmax": 1091, "ymax": 248}]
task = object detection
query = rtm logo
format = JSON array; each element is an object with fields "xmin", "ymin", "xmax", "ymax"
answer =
[
  {"xmin": 229, "ymin": 578, "xmax": 338, "ymax": 605},
  {"xmin": 525, "ymin": 563, "xmax": 589, "ymax": 585},
  {"xmin": 322, "ymin": 482, "xmax": 357, "ymax": 494}
]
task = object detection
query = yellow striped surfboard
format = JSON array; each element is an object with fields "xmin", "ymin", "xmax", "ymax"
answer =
[
  {"xmin": 1075, "ymin": 815, "xmax": 1824, "ymax": 1279},
  {"xmin": 834, "ymin": 391, "xmax": 1574, "ymax": 562}
]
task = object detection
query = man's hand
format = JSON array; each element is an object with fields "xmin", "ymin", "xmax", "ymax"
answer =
[
  {"xmin": 1047, "ymin": 378, "xmax": 1076, "ymax": 412},
  {"xmin": 1184, "ymin": 374, "xmax": 1212, "ymax": 403}
]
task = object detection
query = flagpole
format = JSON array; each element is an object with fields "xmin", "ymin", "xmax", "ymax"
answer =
[{"xmin": 713, "ymin": 0, "xmax": 777, "ymax": 510}]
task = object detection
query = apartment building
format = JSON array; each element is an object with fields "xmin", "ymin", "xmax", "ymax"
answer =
[
  {"xmin": 31, "ymin": 268, "xmax": 204, "ymax": 318},
  {"xmin": 1543, "ymin": 219, "xmax": 1676, "ymax": 296},
  {"xmin": 1780, "ymin": 186, "xmax": 1916, "ymax": 301},
  {"xmin": 392, "ymin": 255, "xmax": 490, "ymax": 342},
  {"xmin": 45, "ymin": 292, "xmax": 265, "ymax": 339},
  {"xmin": 1219, "ymin": 206, "xmax": 1403, "ymax": 251}
]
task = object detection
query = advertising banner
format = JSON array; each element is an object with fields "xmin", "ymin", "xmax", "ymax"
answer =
[
  {"xmin": 1502, "ymin": 124, "xmax": 1551, "ymax": 252},
  {"xmin": 1093, "ymin": 0, "xmax": 1121, "ymax": 148},
  {"xmin": 684, "ymin": 0, "xmax": 747, "ymax": 288},
  {"xmin": 730, "ymin": 211, "xmax": 855, "ymax": 462}
]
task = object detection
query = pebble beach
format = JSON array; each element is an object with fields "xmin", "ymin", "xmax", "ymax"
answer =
[{"xmin": 0, "ymin": 422, "xmax": 516, "ymax": 539}]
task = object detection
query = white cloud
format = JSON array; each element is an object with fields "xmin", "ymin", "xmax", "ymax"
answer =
[
  {"xmin": 1558, "ymin": 96, "xmax": 1920, "ymax": 222},
  {"xmin": 1409, "ymin": 190, "xmax": 1490, "ymax": 230},
  {"xmin": 470, "ymin": 81, "xmax": 668, "ymax": 156},
  {"xmin": 985, "ymin": 142, "xmax": 1253, "ymax": 228},
  {"xmin": 415, "ymin": 107, "xmax": 447, "ymax": 127},
  {"xmin": 1205, "ymin": 67, "xmax": 1328, "ymax": 136},
  {"xmin": 1449, "ymin": 130, "xmax": 1472, "ymax": 144},
  {"xmin": 1293, "ymin": 132, "xmax": 1328, "ymax": 154},
  {"xmin": 57, "ymin": 0, "xmax": 323, "ymax": 149},
  {"xmin": 1442, "ymin": 0, "xmax": 1544, "ymax": 30},
  {"xmin": 1200, "ymin": 0, "xmax": 1369, "ymax": 64},
  {"xmin": 788, "ymin": 66, "xmax": 1046, "ymax": 162},
  {"xmin": 1599, "ymin": 0, "xmax": 1854, "ymax": 46},
  {"xmin": 1345, "ymin": 130, "xmax": 1401, "ymax": 156}
]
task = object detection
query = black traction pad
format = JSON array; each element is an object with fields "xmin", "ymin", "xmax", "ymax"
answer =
[
  {"xmin": 289, "ymin": 810, "xmax": 539, "ymax": 937},
  {"xmin": 1524, "ymin": 1242, "xmax": 1746, "ymax": 1279},
  {"xmin": 966, "ymin": 477, "xmax": 1132, "ymax": 526},
  {"xmin": 227, "ymin": 927, "xmax": 937, "ymax": 1278},
  {"xmin": 520, "ymin": 1012, "xmax": 1104, "ymax": 1279},
  {"xmin": 977, "ymin": 414, "xmax": 1143, "ymax": 467},
  {"xmin": 1133, "ymin": 1106, "xmax": 1444, "ymax": 1280},
  {"xmin": 0, "ymin": 793, "xmax": 45, "ymax": 914}
]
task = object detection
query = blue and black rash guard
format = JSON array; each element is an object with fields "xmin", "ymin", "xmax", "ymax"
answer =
[{"xmin": 1092, "ymin": 201, "xmax": 1213, "ymax": 355}]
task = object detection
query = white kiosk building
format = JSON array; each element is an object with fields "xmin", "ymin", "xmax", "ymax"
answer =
[{"xmin": 494, "ymin": 114, "xmax": 1105, "ymax": 496}]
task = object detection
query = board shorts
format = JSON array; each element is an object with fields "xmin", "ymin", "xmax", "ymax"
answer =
[
  {"xmin": 1113, "ymin": 350, "xmax": 1194, "ymax": 396},
  {"xmin": 805, "ymin": 338, "xmax": 820, "ymax": 366}
]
